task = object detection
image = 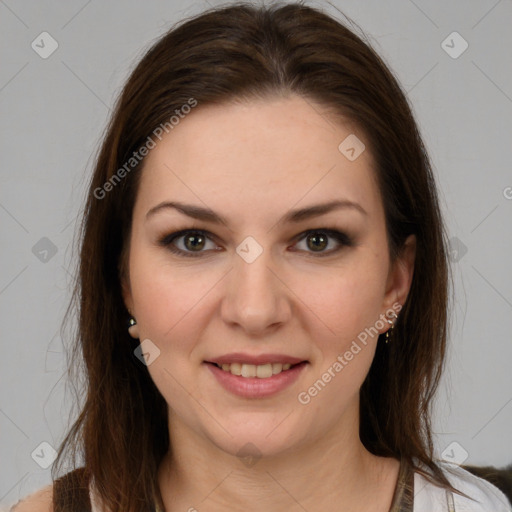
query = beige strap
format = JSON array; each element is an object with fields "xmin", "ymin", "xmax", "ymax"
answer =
[
  {"xmin": 445, "ymin": 488, "xmax": 456, "ymax": 511},
  {"xmin": 389, "ymin": 458, "xmax": 414, "ymax": 512}
]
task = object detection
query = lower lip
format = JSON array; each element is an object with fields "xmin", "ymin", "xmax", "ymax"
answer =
[{"xmin": 204, "ymin": 361, "xmax": 308, "ymax": 399}]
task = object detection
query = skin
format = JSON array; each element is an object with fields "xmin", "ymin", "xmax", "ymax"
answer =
[{"xmin": 122, "ymin": 94, "xmax": 416, "ymax": 512}]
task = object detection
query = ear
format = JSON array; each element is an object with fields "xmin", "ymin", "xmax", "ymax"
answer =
[
  {"xmin": 122, "ymin": 279, "xmax": 140, "ymax": 339},
  {"xmin": 121, "ymin": 276, "xmax": 134, "ymax": 315},
  {"xmin": 119, "ymin": 251, "xmax": 133, "ymax": 310},
  {"xmin": 381, "ymin": 234, "xmax": 416, "ymax": 318},
  {"xmin": 119, "ymin": 254, "xmax": 140, "ymax": 339}
]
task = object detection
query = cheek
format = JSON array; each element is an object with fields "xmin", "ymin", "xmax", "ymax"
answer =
[
  {"xmin": 293, "ymin": 253, "xmax": 388, "ymax": 351},
  {"xmin": 128, "ymin": 240, "xmax": 226, "ymax": 349},
  {"xmin": 131, "ymin": 267, "xmax": 210, "ymax": 340},
  {"xmin": 292, "ymin": 261, "xmax": 387, "ymax": 409}
]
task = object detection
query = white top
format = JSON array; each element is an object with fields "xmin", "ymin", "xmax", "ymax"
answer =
[
  {"xmin": 414, "ymin": 461, "xmax": 511, "ymax": 511},
  {"xmin": 89, "ymin": 461, "xmax": 512, "ymax": 511}
]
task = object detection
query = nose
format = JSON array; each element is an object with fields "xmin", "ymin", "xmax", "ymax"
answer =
[{"xmin": 220, "ymin": 247, "xmax": 292, "ymax": 336}]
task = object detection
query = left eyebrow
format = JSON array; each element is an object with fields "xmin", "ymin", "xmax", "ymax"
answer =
[{"xmin": 145, "ymin": 199, "xmax": 367, "ymax": 225}]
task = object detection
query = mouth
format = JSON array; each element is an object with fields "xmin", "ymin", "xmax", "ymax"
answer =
[
  {"xmin": 204, "ymin": 359, "xmax": 309, "ymax": 398},
  {"xmin": 206, "ymin": 361, "xmax": 306, "ymax": 379}
]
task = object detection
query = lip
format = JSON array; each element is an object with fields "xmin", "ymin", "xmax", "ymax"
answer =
[
  {"xmin": 205, "ymin": 353, "xmax": 307, "ymax": 365},
  {"xmin": 204, "ymin": 361, "xmax": 308, "ymax": 399}
]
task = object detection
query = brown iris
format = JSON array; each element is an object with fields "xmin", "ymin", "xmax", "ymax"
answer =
[
  {"xmin": 306, "ymin": 232, "xmax": 328, "ymax": 252},
  {"xmin": 184, "ymin": 233, "xmax": 206, "ymax": 251}
]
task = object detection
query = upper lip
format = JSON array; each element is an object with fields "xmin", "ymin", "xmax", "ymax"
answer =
[{"xmin": 205, "ymin": 353, "xmax": 307, "ymax": 365}]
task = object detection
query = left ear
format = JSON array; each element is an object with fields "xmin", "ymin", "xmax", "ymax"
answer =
[{"xmin": 382, "ymin": 234, "xmax": 416, "ymax": 313}]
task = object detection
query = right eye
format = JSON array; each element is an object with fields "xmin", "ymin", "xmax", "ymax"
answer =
[{"xmin": 158, "ymin": 229, "xmax": 221, "ymax": 257}]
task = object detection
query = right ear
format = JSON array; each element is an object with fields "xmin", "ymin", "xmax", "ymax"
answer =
[
  {"xmin": 121, "ymin": 277, "xmax": 134, "ymax": 314},
  {"xmin": 121, "ymin": 277, "xmax": 140, "ymax": 339},
  {"xmin": 118, "ymin": 240, "xmax": 140, "ymax": 338},
  {"xmin": 118, "ymin": 247, "xmax": 134, "ymax": 314}
]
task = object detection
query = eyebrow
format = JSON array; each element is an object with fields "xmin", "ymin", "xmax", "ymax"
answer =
[{"xmin": 145, "ymin": 199, "xmax": 367, "ymax": 225}]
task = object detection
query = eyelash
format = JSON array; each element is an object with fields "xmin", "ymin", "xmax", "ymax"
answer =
[{"xmin": 158, "ymin": 228, "xmax": 353, "ymax": 258}]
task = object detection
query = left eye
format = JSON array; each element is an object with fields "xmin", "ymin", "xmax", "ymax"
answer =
[
  {"xmin": 292, "ymin": 230, "xmax": 351, "ymax": 255},
  {"xmin": 159, "ymin": 229, "xmax": 352, "ymax": 258}
]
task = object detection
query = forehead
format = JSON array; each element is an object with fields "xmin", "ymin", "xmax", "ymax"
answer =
[{"xmin": 134, "ymin": 95, "xmax": 382, "ymax": 226}]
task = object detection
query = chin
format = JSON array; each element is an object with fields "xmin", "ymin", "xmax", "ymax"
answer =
[{"xmin": 205, "ymin": 422, "xmax": 304, "ymax": 462}]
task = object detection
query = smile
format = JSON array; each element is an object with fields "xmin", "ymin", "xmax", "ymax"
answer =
[
  {"xmin": 214, "ymin": 362, "xmax": 294, "ymax": 378},
  {"xmin": 205, "ymin": 361, "xmax": 308, "ymax": 398}
]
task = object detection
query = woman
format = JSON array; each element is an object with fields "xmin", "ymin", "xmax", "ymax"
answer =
[{"xmin": 11, "ymin": 2, "xmax": 511, "ymax": 511}]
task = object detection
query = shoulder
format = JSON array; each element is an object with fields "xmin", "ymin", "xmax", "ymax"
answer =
[
  {"xmin": 8, "ymin": 484, "xmax": 53, "ymax": 512},
  {"xmin": 413, "ymin": 460, "xmax": 512, "ymax": 512}
]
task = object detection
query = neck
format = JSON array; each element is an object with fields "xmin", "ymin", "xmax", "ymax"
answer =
[{"xmin": 157, "ymin": 408, "xmax": 399, "ymax": 512}]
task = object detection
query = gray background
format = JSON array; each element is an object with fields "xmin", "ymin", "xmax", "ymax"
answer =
[{"xmin": 1, "ymin": 0, "xmax": 511, "ymax": 507}]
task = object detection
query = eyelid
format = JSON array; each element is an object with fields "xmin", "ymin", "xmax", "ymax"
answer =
[
  {"xmin": 159, "ymin": 228, "xmax": 218, "ymax": 247},
  {"xmin": 158, "ymin": 227, "xmax": 353, "ymax": 257},
  {"xmin": 290, "ymin": 228, "xmax": 352, "ymax": 247}
]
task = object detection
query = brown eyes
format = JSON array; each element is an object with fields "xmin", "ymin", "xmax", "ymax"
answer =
[{"xmin": 158, "ymin": 228, "xmax": 353, "ymax": 258}]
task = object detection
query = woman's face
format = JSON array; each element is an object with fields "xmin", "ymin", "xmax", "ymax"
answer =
[{"xmin": 122, "ymin": 94, "xmax": 415, "ymax": 459}]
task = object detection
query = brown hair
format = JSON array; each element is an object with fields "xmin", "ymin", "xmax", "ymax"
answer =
[{"xmin": 53, "ymin": 1, "xmax": 459, "ymax": 509}]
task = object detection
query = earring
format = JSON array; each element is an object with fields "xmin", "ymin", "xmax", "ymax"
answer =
[
  {"xmin": 385, "ymin": 311, "xmax": 398, "ymax": 344},
  {"xmin": 128, "ymin": 316, "xmax": 139, "ymax": 338}
]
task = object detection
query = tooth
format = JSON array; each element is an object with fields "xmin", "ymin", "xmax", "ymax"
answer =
[
  {"xmin": 241, "ymin": 364, "xmax": 256, "ymax": 378},
  {"xmin": 256, "ymin": 364, "xmax": 273, "ymax": 378},
  {"xmin": 230, "ymin": 362, "xmax": 242, "ymax": 376},
  {"xmin": 272, "ymin": 363, "xmax": 283, "ymax": 375},
  {"xmin": 215, "ymin": 361, "xmax": 298, "ymax": 377}
]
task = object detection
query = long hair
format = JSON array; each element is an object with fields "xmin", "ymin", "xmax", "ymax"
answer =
[{"xmin": 52, "ymin": 2, "xmax": 456, "ymax": 509}]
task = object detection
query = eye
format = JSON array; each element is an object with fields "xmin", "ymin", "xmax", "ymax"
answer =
[
  {"xmin": 159, "ymin": 229, "xmax": 219, "ymax": 258},
  {"xmin": 292, "ymin": 229, "xmax": 353, "ymax": 256},
  {"xmin": 159, "ymin": 228, "xmax": 352, "ymax": 258}
]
